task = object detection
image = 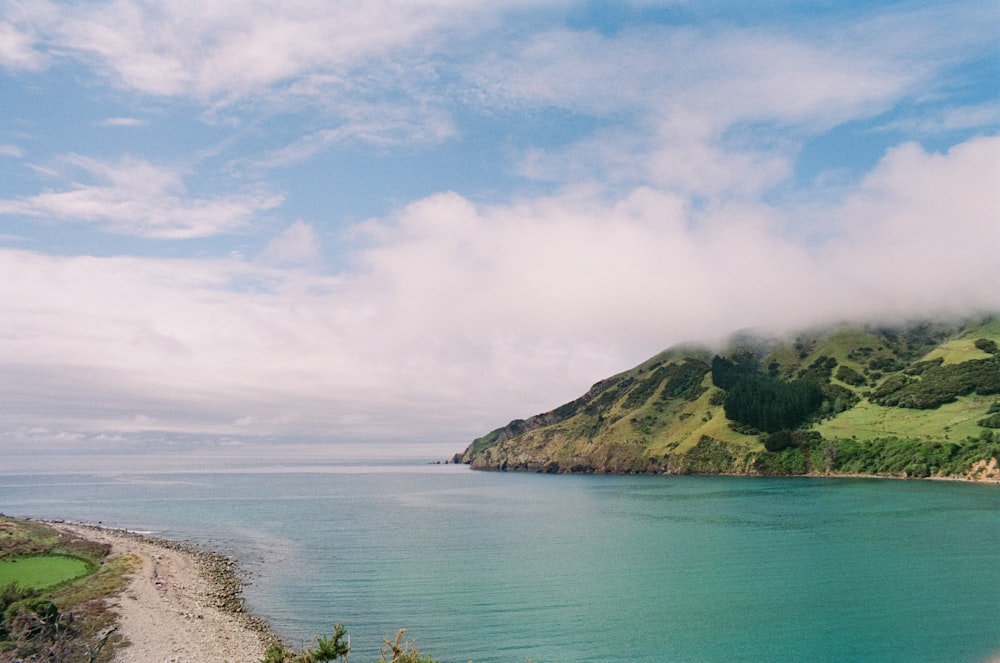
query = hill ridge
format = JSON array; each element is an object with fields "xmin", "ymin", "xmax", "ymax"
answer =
[{"xmin": 457, "ymin": 314, "xmax": 1000, "ymax": 480}]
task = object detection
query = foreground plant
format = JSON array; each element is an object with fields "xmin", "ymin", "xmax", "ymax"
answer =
[
  {"xmin": 261, "ymin": 624, "xmax": 350, "ymax": 663},
  {"xmin": 261, "ymin": 625, "xmax": 442, "ymax": 663},
  {"xmin": 379, "ymin": 628, "xmax": 438, "ymax": 663}
]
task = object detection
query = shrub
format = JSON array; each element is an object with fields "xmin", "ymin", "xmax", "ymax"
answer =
[
  {"xmin": 819, "ymin": 383, "xmax": 860, "ymax": 415},
  {"xmin": 797, "ymin": 355, "xmax": 837, "ymax": 382},
  {"xmin": 753, "ymin": 446, "xmax": 809, "ymax": 475},
  {"xmin": 871, "ymin": 357, "xmax": 1000, "ymax": 409},
  {"xmin": 848, "ymin": 346, "xmax": 874, "ymax": 361},
  {"xmin": 261, "ymin": 626, "xmax": 440, "ymax": 663},
  {"xmin": 974, "ymin": 338, "xmax": 998, "ymax": 354},
  {"xmin": 262, "ymin": 624, "xmax": 350, "ymax": 663},
  {"xmin": 762, "ymin": 430, "xmax": 795, "ymax": 452},
  {"xmin": 835, "ymin": 365, "xmax": 867, "ymax": 386},
  {"xmin": 0, "ymin": 587, "xmax": 76, "ymax": 661},
  {"xmin": 979, "ymin": 413, "xmax": 1000, "ymax": 429},
  {"xmin": 905, "ymin": 358, "xmax": 944, "ymax": 375},
  {"xmin": 824, "ymin": 436, "xmax": 995, "ymax": 477},
  {"xmin": 380, "ymin": 629, "xmax": 439, "ymax": 663},
  {"xmin": 869, "ymin": 356, "xmax": 904, "ymax": 372}
]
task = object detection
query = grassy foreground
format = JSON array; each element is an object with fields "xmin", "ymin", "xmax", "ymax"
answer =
[{"xmin": 0, "ymin": 515, "xmax": 133, "ymax": 662}]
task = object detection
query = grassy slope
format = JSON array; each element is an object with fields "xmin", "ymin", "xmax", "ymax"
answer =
[
  {"xmin": 814, "ymin": 317, "xmax": 1000, "ymax": 442},
  {"xmin": 815, "ymin": 395, "xmax": 993, "ymax": 442},
  {"xmin": 922, "ymin": 317, "xmax": 1000, "ymax": 365}
]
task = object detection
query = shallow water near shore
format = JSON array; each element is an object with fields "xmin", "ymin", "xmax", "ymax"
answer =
[{"xmin": 2, "ymin": 456, "xmax": 999, "ymax": 662}]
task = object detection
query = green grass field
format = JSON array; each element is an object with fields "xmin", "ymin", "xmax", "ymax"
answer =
[
  {"xmin": 921, "ymin": 318, "xmax": 1000, "ymax": 365},
  {"xmin": 815, "ymin": 395, "xmax": 995, "ymax": 442},
  {"xmin": 0, "ymin": 554, "xmax": 92, "ymax": 590}
]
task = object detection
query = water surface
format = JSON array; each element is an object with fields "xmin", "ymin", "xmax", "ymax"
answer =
[{"xmin": 2, "ymin": 460, "xmax": 998, "ymax": 662}]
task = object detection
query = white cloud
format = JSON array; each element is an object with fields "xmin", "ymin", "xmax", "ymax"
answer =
[
  {"xmin": 254, "ymin": 106, "xmax": 457, "ymax": 168},
  {"xmin": 2, "ymin": 135, "xmax": 996, "ymax": 445},
  {"xmin": 0, "ymin": 155, "xmax": 283, "ymax": 238},
  {"xmin": 467, "ymin": 25, "xmax": 908, "ymax": 128},
  {"xmin": 467, "ymin": 3, "xmax": 998, "ymax": 204},
  {"xmin": 6, "ymin": 0, "xmax": 992, "ymax": 165},
  {"xmin": 0, "ymin": 144, "xmax": 25, "ymax": 158},
  {"xmin": 0, "ymin": 2, "xmax": 996, "ymax": 449},
  {"xmin": 471, "ymin": 22, "xmax": 920, "ymax": 199},
  {"xmin": 0, "ymin": 19, "xmax": 46, "ymax": 70},
  {"xmin": 0, "ymin": 1, "xmax": 518, "ymax": 148},
  {"xmin": 11, "ymin": 1, "xmax": 509, "ymax": 98},
  {"xmin": 258, "ymin": 220, "xmax": 320, "ymax": 267},
  {"xmin": 97, "ymin": 116, "xmax": 148, "ymax": 127},
  {"xmin": 820, "ymin": 136, "xmax": 1000, "ymax": 318},
  {"xmin": 879, "ymin": 103, "xmax": 1000, "ymax": 135}
]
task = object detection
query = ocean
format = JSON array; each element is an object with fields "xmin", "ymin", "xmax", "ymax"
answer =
[{"xmin": 2, "ymin": 453, "xmax": 998, "ymax": 662}]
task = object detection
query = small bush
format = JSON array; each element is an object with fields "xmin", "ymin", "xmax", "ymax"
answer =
[
  {"xmin": 762, "ymin": 430, "xmax": 795, "ymax": 452},
  {"xmin": 380, "ymin": 629, "xmax": 439, "ymax": 663},
  {"xmin": 869, "ymin": 356, "xmax": 904, "ymax": 372},
  {"xmin": 261, "ymin": 626, "xmax": 441, "ymax": 663},
  {"xmin": 835, "ymin": 365, "xmax": 866, "ymax": 386},
  {"xmin": 262, "ymin": 624, "xmax": 350, "ymax": 663},
  {"xmin": 979, "ymin": 413, "xmax": 1000, "ymax": 429},
  {"xmin": 974, "ymin": 338, "xmax": 998, "ymax": 354},
  {"xmin": 753, "ymin": 446, "xmax": 809, "ymax": 475}
]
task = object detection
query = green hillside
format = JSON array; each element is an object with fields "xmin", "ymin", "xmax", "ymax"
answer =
[{"xmin": 458, "ymin": 315, "xmax": 1000, "ymax": 480}]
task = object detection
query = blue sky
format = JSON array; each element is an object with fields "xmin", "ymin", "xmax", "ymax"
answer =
[{"xmin": 1, "ymin": 1, "xmax": 998, "ymax": 455}]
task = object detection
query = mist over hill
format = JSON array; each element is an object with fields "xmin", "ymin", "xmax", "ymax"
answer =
[{"xmin": 458, "ymin": 314, "xmax": 1000, "ymax": 480}]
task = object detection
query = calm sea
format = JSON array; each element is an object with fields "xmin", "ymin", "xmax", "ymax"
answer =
[{"xmin": 1, "ymin": 454, "xmax": 998, "ymax": 662}]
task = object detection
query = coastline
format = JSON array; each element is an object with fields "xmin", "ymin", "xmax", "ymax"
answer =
[
  {"xmin": 462, "ymin": 454, "xmax": 1000, "ymax": 482},
  {"xmin": 47, "ymin": 521, "xmax": 276, "ymax": 663},
  {"xmin": 464, "ymin": 463, "xmax": 1000, "ymax": 482}
]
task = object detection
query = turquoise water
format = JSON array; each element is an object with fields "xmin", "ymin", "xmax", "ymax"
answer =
[{"xmin": 1, "ymin": 463, "xmax": 998, "ymax": 662}]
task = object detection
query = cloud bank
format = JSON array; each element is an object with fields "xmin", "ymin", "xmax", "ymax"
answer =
[
  {"xmin": 0, "ymin": 1, "xmax": 997, "ymax": 451},
  {"xmin": 2, "ymin": 135, "xmax": 997, "ymax": 447}
]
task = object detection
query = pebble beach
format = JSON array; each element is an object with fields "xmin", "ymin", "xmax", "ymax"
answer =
[{"xmin": 49, "ymin": 522, "xmax": 274, "ymax": 663}]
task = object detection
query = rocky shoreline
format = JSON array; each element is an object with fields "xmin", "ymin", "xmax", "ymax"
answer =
[
  {"xmin": 75, "ymin": 523, "xmax": 273, "ymax": 632},
  {"xmin": 48, "ymin": 521, "xmax": 277, "ymax": 662}
]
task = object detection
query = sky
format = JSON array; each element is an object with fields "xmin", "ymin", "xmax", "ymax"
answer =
[{"xmin": 1, "ymin": 1, "xmax": 998, "ymax": 457}]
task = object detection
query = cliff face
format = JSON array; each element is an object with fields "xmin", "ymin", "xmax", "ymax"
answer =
[{"xmin": 458, "ymin": 316, "xmax": 1000, "ymax": 479}]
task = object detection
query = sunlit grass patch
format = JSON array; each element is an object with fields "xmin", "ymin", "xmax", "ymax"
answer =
[
  {"xmin": 0, "ymin": 555, "xmax": 92, "ymax": 590},
  {"xmin": 814, "ymin": 395, "xmax": 992, "ymax": 442}
]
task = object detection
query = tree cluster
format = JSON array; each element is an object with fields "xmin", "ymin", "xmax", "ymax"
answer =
[
  {"xmin": 711, "ymin": 356, "xmax": 824, "ymax": 433},
  {"xmin": 750, "ymin": 433, "xmax": 1000, "ymax": 478}
]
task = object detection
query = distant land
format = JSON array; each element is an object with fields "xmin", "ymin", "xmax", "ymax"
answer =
[{"xmin": 456, "ymin": 314, "xmax": 1000, "ymax": 480}]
